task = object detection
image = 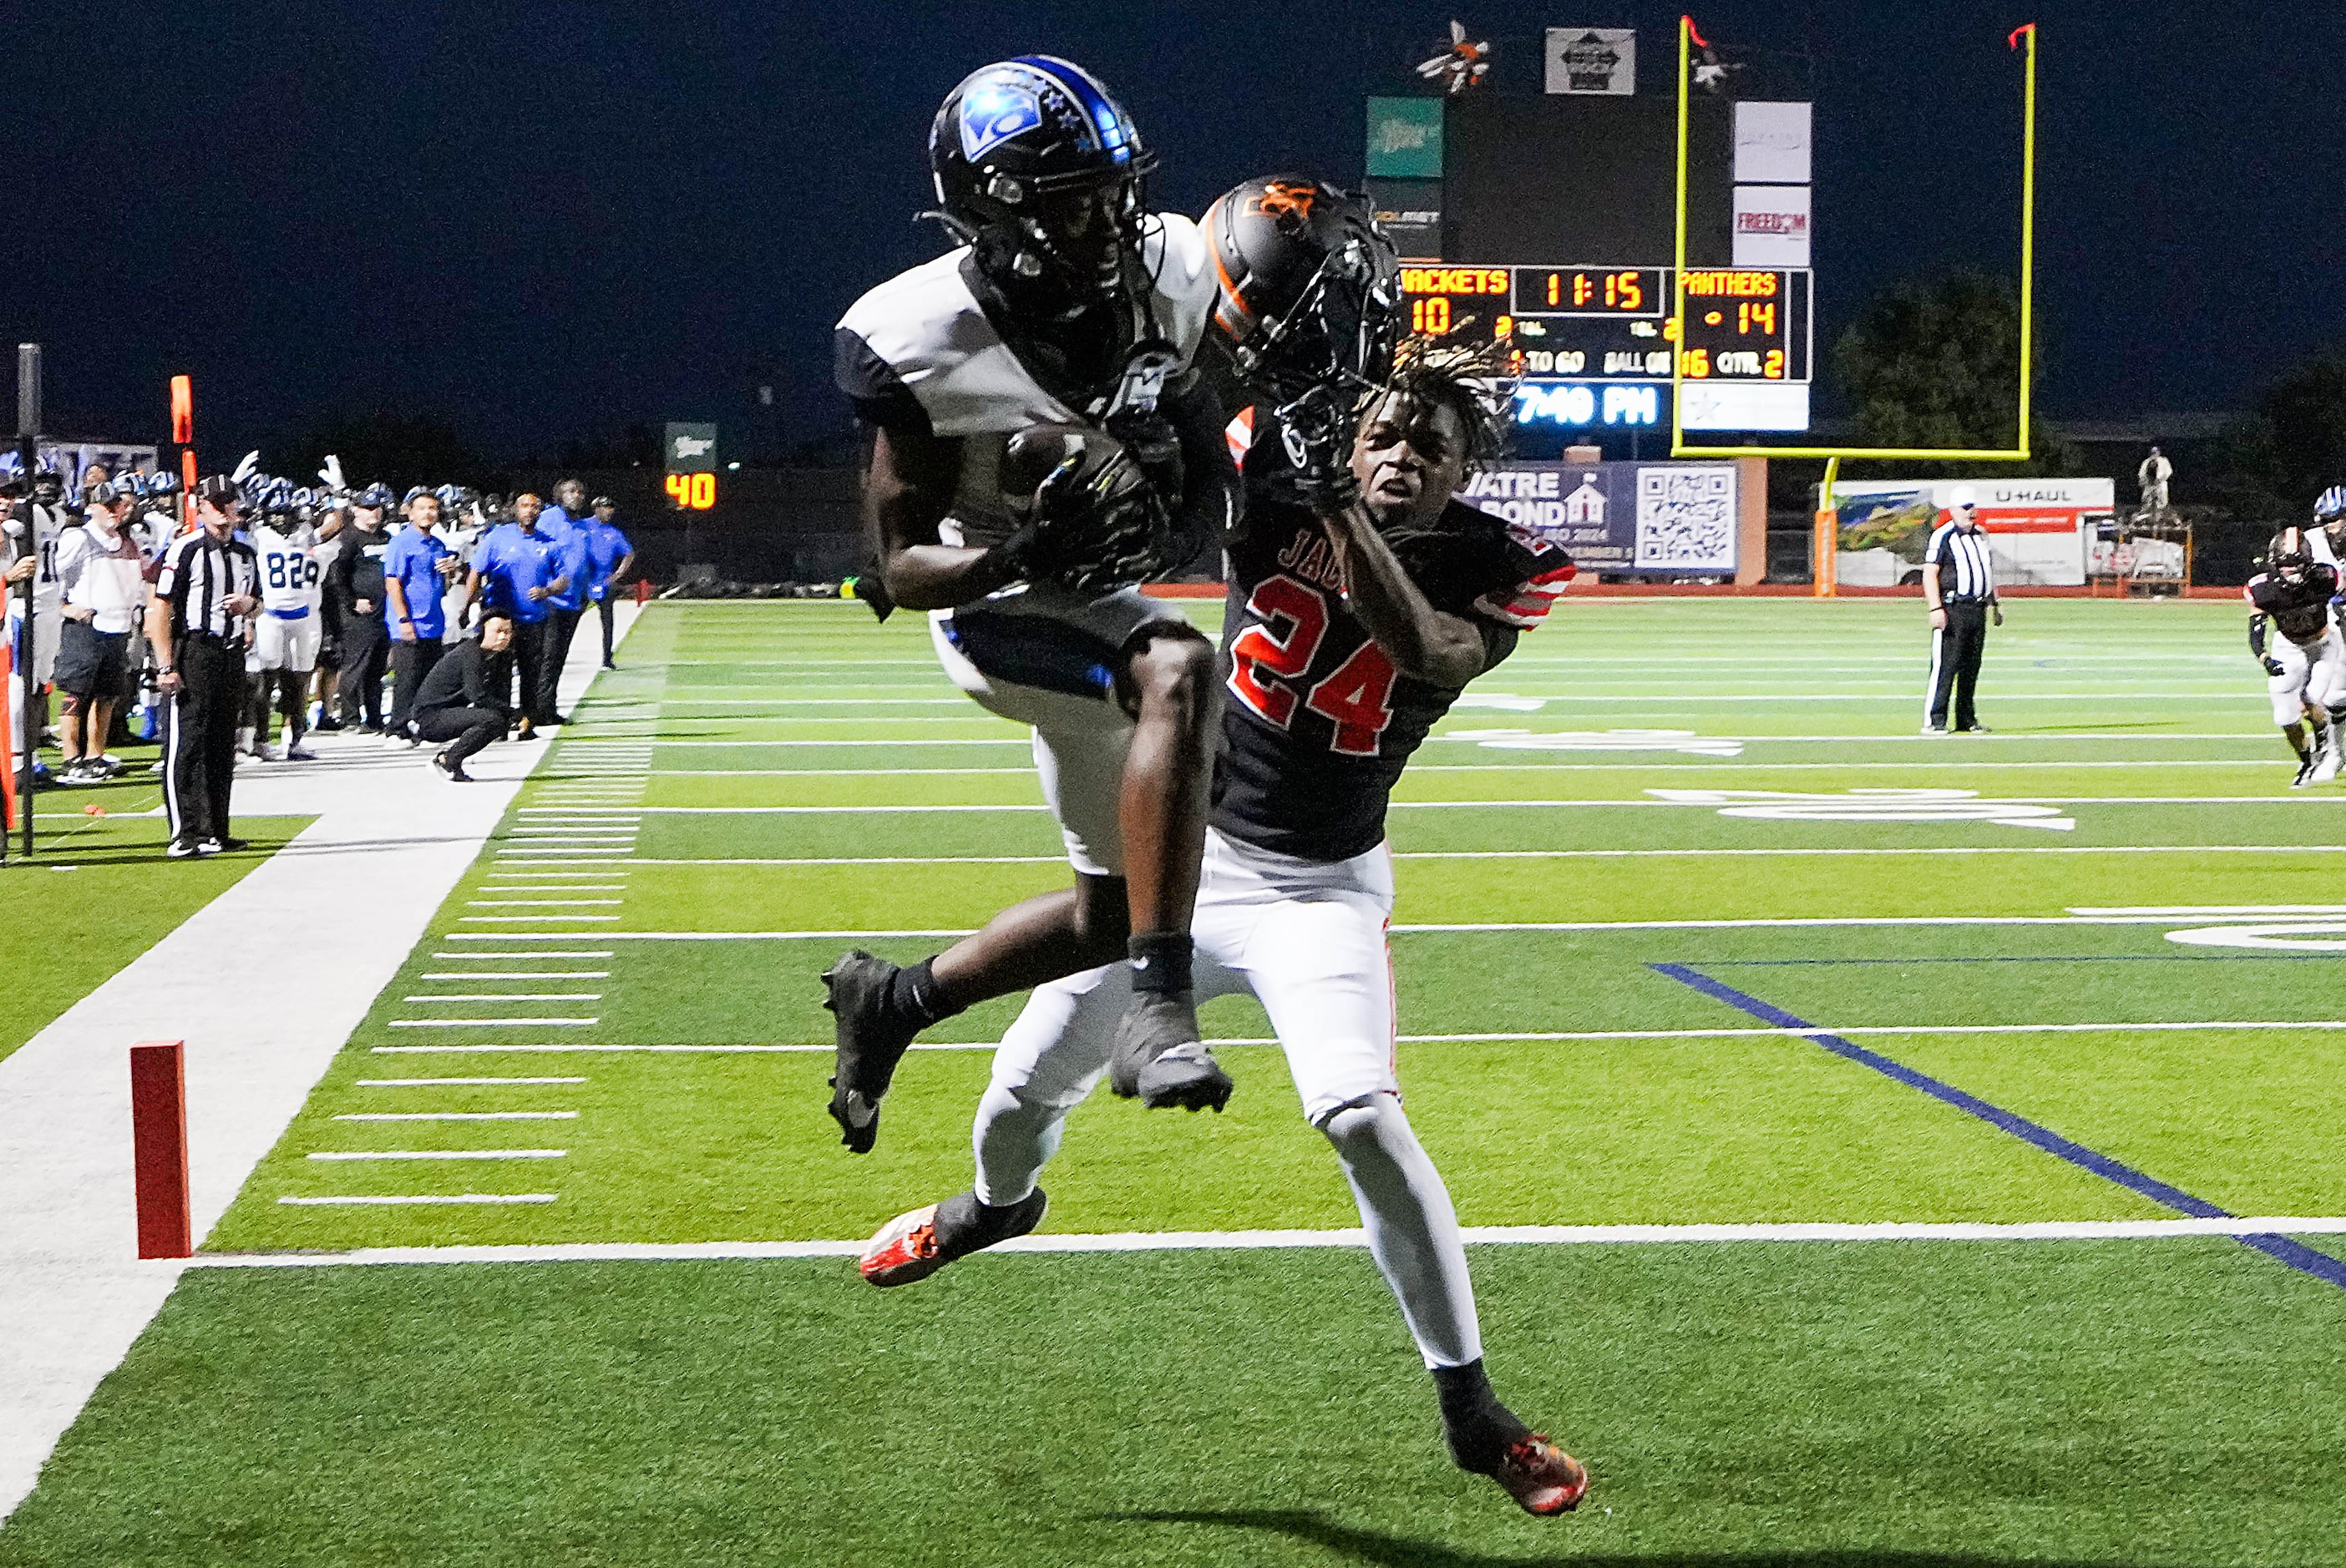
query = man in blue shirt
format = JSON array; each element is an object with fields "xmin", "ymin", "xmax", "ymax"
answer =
[
  {"xmin": 585, "ymin": 495, "xmax": 636, "ymax": 670},
  {"xmin": 382, "ymin": 489, "xmax": 459, "ymax": 742},
  {"xmin": 533, "ymin": 476, "xmax": 595, "ymax": 725},
  {"xmin": 464, "ymin": 492, "xmax": 570, "ymax": 741}
]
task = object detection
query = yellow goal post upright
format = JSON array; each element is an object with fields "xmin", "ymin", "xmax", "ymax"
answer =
[{"xmin": 1670, "ymin": 15, "xmax": 2040, "ymax": 595}]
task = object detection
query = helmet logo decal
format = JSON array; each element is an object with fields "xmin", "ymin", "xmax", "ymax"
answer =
[
  {"xmin": 959, "ymin": 78, "xmax": 1047, "ymax": 161},
  {"xmin": 1247, "ymin": 181, "xmax": 1319, "ymax": 223}
]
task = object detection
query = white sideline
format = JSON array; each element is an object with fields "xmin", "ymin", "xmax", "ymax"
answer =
[
  {"xmin": 176, "ymin": 1216, "xmax": 2346, "ymax": 1270},
  {"xmin": 0, "ymin": 601, "xmax": 640, "ymax": 1525}
]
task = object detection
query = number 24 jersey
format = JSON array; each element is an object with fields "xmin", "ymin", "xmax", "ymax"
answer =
[{"xmin": 1211, "ymin": 498, "xmax": 1574, "ymax": 862}]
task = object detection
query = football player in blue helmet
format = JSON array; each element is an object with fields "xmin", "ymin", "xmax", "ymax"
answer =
[
  {"xmin": 2313, "ymin": 484, "xmax": 2346, "ymax": 570},
  {"xmin": 823, "ymin": 56, "xmax": 1244, "ymax": 1156}
]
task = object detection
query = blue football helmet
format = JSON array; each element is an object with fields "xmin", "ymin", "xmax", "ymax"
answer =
[
  {"xmin": 929, "ymin": 55, "xmax": 1156, "ymax": 301},
  {"xmin": 2316, "ymin": 484, "xmax": 2346, "ymax": 525}
]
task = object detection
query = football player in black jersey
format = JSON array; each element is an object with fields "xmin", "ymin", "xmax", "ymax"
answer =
[
  {"xmin": 861, "ymin": 228, "xmax": 1591, "ymax": 1515},
  {"xmin": 2246, "ymin": 527, "xmax": 2346, "ymax": 787},
  {"xmin": 822, "ymin": 57, "xmax": 1248, "ymax": 1153}
]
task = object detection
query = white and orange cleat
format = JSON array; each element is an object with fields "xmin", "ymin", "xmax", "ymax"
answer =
[{"xmin": 857, "ymin": 1188, "xmax": 1048, "ymax": 1288}]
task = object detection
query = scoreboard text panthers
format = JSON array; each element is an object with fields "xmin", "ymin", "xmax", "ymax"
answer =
[{"xmin": 1399, "ymin": 265, "xmax": 1813, "ymax": 386}]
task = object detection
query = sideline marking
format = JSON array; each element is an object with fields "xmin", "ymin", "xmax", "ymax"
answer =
[
  {"xmin": 184, "ymin": 1215, "xmax": 2346, "ymax": 1268},
  {"xmin": 1651, "ymin": 964, "xmax": 2346, "ymax": 1294}
]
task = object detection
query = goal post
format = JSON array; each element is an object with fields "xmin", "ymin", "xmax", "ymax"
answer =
[{"xmin": 1669, "ymin": 15, "xmax": 2042, "ymax": 509}]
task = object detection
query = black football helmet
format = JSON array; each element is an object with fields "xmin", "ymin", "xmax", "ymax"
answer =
[
  {"xmin": 930, "ymin": 56, "xmax": 1157, "ymax": 304},
  {"xmin": 2272, "ymin": 526, "xmax": 2314, "ymax": 583},
  {"xmin": 1203, "ymin": 175, "xmax": 1401, "ymax": 404}
]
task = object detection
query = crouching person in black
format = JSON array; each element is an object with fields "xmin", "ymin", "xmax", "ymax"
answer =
[{"xmin": 411, "ymin": 611, "xmax": 515, "ymax": 781}]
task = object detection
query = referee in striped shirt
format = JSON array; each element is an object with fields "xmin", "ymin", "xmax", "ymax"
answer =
[
  {"xmin": 1922, "ymin": 484, "xmax": 2002, "ymax": 735},
  {"xmin": 148, "ymin": 476, "xmax": 261, "ymax": 858}
]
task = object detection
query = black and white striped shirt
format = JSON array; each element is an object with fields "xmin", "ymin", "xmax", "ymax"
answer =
[
  {"xmin": 155, "ymin": 530, "xmax": 260, "ymax": 641},
  {"xmin": 1923, "ymin": 519, "xmax": 1996, "ymax": 599}
]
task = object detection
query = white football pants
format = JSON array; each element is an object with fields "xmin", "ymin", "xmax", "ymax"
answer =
[
  {"xmin": 973, "ymin": 827, "xmax": 1484, "ymax": 1368},
  {"xmin": 928, "ymin": 584, "xmax": 1184, "ymax": 878},
  {"xmin": 2268, "ymin": 625, "xmax": 2346, "ymax": 727}
]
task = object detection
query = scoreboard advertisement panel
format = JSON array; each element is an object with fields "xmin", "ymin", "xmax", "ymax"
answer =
[{"xmin": 1399, "ymin": 265, "xmax": 1814, "ymax": 430}]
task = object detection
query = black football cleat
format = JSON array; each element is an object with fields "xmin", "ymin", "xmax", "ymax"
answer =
[
  {"xmin": 1107, "ymin": 992, "xmax": 1233, "ymax": 1111},
  {"xmin": 822, "ymin": 949, "xmax": 923, "ymax": 1154},
  {"xmin": 859, "ymin": 1188, "xmax": 1046, "ymax": 1288}
]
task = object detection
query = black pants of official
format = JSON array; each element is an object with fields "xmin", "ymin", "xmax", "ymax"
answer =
[
  {"xmin": 537, "ymin": 606, "xmax": 581, "ymax": 721},
  {"xmin": 415, "ymin": 705, "xmax": 508, "ymax": 766},
  {"xmin": 596, "ymin": 597, "xmax": 616, "ymax": 666},
  {"xmin": 511, "ymin": 619, "xmax": 549, "ymax": 721},
  {"xmin": 338, "ymin": 623, "xmax": 388, "ymax": 728},
  {"xmin": 165, "ymin": 637, "xmax": 242, "ymax": 843},
  {"xmin": 1927, "ymin": 600, "xmax": 1990, "ymax": 731},
  {"xmin": 389, "ymin": 637, "xmax": 445, "ymax": 736}
]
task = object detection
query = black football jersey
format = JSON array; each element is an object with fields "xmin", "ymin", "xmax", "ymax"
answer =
[
  {"xmin": 2247, "ymin": 566, "xmax": 2338, "ymax": 645},
  {"xmin": 1211, "ymin": 493, "xmax": 1573, "ymax": 862}
]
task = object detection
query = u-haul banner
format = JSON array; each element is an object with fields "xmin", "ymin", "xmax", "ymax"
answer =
[{"xmin": 1832, "ymin": 478, "xmax": 2115, "ymax": 587}]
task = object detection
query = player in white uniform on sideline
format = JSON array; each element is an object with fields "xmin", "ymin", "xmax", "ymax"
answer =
[
  {"xmin": 436, "ymin": 486, "xmax": 485, "ymax": 635},
  {"xmin": 243, "ymin": 489, "xmax": 324, "ymax": 761},
  {"xmin": 2247, "ymin": 526, "xmax": 2346, "ymax": 787},
  {"xmin": 861, "ymin": 179, "xmax": 1592, "ymax": 1516},
  {"xmin": 818, "ymin": 54, "xmax": 1246, "ymax": 1152}
]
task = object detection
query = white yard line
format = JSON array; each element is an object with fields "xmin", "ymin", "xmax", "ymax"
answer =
[
  {"xmin": 358, "ymin": 1019, "xmax": 2346, "ymax": 1055},
  {"xmin": 306, "ymin": 1151, "xmax": 569, "ymax": 1161},
  {"xmin": 179, "ymin": 1215, "xmax": 2346, "ymax": 1269},
  {"xmin": 0, "ymin": 603, "xmax": 640, "ymax": 1524},
  {"xmin": 275, "ymin": 1195, "xmax": 557, "ymax": 1207},
  {"xmin": 593, "ymin": 845, "xmax": 2346, "ymax": 869}
]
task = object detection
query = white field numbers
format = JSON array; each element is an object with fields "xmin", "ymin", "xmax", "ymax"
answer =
[
  {"xmin": 1634, "ymin": 467, "xmax": 1738, "ymax": 572},
  {"xmin": 1226, "ymin": 574, "xmax": 1398, "ymax": 756}
]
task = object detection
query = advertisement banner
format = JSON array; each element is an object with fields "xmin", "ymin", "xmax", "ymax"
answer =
[
  {"xmin": 1731, "ymin": 185, "xmax": 1811, "ymax": 268},
  {"xmin": 0, "ymin": 441, "xmax": 160, "ymax": 493},
  {"xmin": 1733, "ymin": 102, "xmax": 1811, "ymax": 183},
  {"xmin": 1459, "ymin": 459, "xmax": 1739, "ymax": 576},
  {"xmin": 1366, "ymin": 97, "xmax": 1444, "ymax": 178},
  {"xmin": 1832, "ymin": 478, "xmax": 2113, "ymax": 587},
  {"xmin": 1366, "ymin": 177, "xmax": 1442, "ymax": 260},
  {"xmin": 1545, "ymin": 28, "xmax": 1636, "ymax": 94}
]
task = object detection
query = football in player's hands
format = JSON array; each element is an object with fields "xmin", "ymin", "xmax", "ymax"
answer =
[{"xmin": 996, "ymin": 422, "xmax": 1175, "ymax": 594}]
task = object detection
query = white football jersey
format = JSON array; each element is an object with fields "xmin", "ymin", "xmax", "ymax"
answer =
[
  {"xmin": 8, "ymin": 503, "xmax": 69, "ymax": 619},
  {"xmin": 252, "ymin": 519, "xmax": 322, "ymax": 613},
  {"xmin": 835, "ymin": 214, "xmax": 1215, "ymax": 547}
]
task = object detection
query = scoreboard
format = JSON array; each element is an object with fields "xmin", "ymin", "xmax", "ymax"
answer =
[{"xmin": 1398, "ymin": 265, "xmax": 1814, "ymax": 429}]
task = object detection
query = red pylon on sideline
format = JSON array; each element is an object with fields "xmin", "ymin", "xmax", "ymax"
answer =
[{"xmin": 129, "ymin": 1041, "xmax": 192, "ymax": 1259}]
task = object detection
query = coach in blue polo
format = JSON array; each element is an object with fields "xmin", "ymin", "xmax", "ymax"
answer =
[
  {"xmin": 465, "ymin": 492, "xmax": 570, "ymax": 741},
  {"xmin": 382, "ymin": 488, "xmax": 458, "ymax": 741},
  {"xmin": 534, "ymin": 477, "xmax": 595, "ymax": 726}
]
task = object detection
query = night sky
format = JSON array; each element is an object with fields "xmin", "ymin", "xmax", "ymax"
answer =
[{"xmin": 8, "ymin": 2, "xmax": 2338, "ymax": 464}]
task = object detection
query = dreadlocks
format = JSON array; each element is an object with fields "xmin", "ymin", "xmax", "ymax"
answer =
[{"xmin": 1377, "ymin": 332, "xmax": 1520, "ymax": 475}]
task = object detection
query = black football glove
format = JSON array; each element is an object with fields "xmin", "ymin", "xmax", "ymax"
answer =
[
  {"xmin": 996, "ymin": 443, "xmax": 1175, "ymax": 597},
  {"xmin": 1276, "ymin": 386, "xmax": 1361, "ymax": 513},
  {"xmin": 2264, "ymin": 656, "xmax": 2287, "ymax": 678}
]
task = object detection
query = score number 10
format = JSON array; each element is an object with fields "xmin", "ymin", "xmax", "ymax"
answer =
[{"xmin": 665, "ymin": 472, "xmax": 716, "ymax": 510}]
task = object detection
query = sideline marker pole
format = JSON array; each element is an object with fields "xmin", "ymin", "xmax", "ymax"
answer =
[{"xmin": 130, "ymin": 1040, "xmax": 192, "ymax": 1259}]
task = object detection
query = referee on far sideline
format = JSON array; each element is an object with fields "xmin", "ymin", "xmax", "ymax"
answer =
[
  {"xmin": 1922, "ymin": 483, "xmax": 2003, "ymax": 735},
  {"xmin": 149, "ymin": 476, "xmax": 261, "ymax": 858}
]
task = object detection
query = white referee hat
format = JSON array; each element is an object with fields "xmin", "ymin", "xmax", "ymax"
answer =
[{"xmin": 1948, "ymin": 484, "xmax": 1979, "ymax": 510}]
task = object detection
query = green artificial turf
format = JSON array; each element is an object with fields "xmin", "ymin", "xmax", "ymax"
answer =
[
  {"xmin": 8, "ymin": 1242, "xmax": 2346, "ymax": 1566},
  {"xmin": 23, "ymin": 597, "xmax": 2346, "ymax": 1565}
]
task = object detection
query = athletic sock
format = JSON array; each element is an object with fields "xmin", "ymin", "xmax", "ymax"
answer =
[
  {"xmin": 886, "ymin": 956, "xmax": 960, "ymax": 1028},
  {"xmin": 1432, "ymin": 1359, "xmax": 1531, "ymax": 1472},
  {"xmin": 1127, "ymin": 931, "xmax": 1193, "ymax": 997}
]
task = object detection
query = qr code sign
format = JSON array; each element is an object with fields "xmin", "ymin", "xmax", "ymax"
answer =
[{"xmin": 1634, "ymin": 467, "xmax": 1737, "ymax": 570}]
